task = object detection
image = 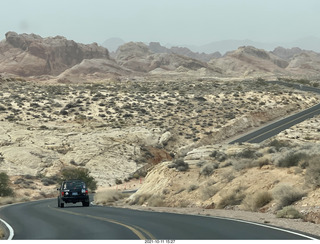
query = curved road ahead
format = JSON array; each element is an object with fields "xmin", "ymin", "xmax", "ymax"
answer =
[
  {"xmin": 230, "ymin": 81, "xmax": 320, "ymax": 144},
  {"xmin": 0, "ymin": 198, "xmax": 317, "ymax": 240}
]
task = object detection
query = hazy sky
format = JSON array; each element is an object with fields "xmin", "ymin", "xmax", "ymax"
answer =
[{"xmin": 1, "ymin": 0, "xmax": 319, "ymax": 46}]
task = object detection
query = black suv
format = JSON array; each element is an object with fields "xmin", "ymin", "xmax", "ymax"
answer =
[{"xmin": 57, "ymin": 179, "xmax": 90, "ymax": 208}]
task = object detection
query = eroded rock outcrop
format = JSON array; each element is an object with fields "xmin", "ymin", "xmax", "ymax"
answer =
[{"xmin": 0, "ymin": 32, "xmax": 109, "ymax": 76}]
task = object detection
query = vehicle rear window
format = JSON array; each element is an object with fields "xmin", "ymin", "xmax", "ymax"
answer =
[{"xmin": 63, "ymin": 181, "xmax": 86, "ymax": 189}]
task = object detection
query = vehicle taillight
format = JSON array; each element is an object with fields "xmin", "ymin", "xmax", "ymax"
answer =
[
  {"xmin": 85, "ymin": 190, "xmax": 88, "ymax": 195},
  {"xmin": 61, "ymin": 192, "xmax": 64, "ymax": 196}
]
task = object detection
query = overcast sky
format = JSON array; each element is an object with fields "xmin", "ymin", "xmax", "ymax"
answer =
[{"xmin": 1, "ymin": 0, "xmax": 319, "ymax": 46}]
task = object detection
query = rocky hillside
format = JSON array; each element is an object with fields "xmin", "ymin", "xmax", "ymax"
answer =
[
  {"xmin": 148, "ymin": 42, "xmax": 222, "ymax": 62},
  {"xmin": 114, "ymin": 42, "xmax": 212, "ymax": 74},
  {"xmin": 0, "ymin": 32, "xmax": 109, "ymax": 76},
  {"xmin": 1, "ymin": 32, "xmax": 320, "ymax": 81},
  {"xmin": 0, "ymin": 75, "xmax": 319, "ymax": 199}
]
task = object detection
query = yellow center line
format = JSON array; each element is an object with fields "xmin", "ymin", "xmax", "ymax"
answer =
[
  {"xmin": 246, "ymin": 107, "xmax": 320, "ymax": 143},
  {"xmin": 48, "ymin": 205, "xmax": 155, "ymax": 240}
]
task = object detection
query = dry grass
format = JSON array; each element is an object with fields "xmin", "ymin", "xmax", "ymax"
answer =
[
  {"xmin": 94, "ymin": 190, "xmax": 127, "ymax": 205},
  {"xmin": 272, "ymin": 184, "xmax": 306, "ymax": 210},
  {"xmin": 243, "ymin": 191, "xmax": 273, "ymax": 211}
]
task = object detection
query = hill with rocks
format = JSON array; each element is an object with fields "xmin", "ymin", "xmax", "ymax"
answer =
[
  {"xmin": 1, "ymin": 32, "xmax": 320, "ymax": 81},
  {"xmin": 0, "ymin": 32, "xmax": 109, "ymax": 77}
]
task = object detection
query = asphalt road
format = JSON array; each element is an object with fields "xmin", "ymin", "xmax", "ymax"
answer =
[
  {"xmin": 0, "ymin": 198, "xmax": 317, "ymax": 240},
  {"xmin": 230, "ymin": 81, "xmax": 320, "ymax": 144}
]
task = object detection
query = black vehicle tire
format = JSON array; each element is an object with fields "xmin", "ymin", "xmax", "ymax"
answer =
[
  {"xmin": 60, "ymin": 202, "xmax": 64, "ymax": 208},
  {"xmin": 57, "ymin": 197, "xmax": 60, "ymax": 208},
  {"xmin": 82, "ymin": 201, "xmax": 89, "ymax": 207}
]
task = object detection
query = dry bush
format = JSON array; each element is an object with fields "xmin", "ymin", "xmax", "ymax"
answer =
[
  {"xmin": 243, "ymin": 191, "xmax": 273, "ymax": 211},
  {"xmin": 201, "ymin": 185, "xmax": 220, "ymax": 201},
  {"xmin": 276, "ymin": 206, "xmax": 302, "ymax": 219},
  {"xmin": 128, "ymin": 194, "xmax": 165, "ymax": 207},
  {"xmin": 199, "ymin": 163, "xmax": 218, "ymax": 177},
  {"xmin": 305, "ymin": 157, "xmax": 320, "ymax": 188},
  {"xmin": 168, "ymin": 158, "xmax": 189, "ymax": 172},
  {"xmin": 272, "ymin": 184, "xmax": 306, "ymax": 209},
  {"xmin": 274, "ymin": 150, "xmax": 308, "ymax": 168},
  {"xmin": 129, "ymin": 193, "xmax": 152, "ymax": 205},
  {"xmin": 94, "ymin": 190, "xmax": 126, "ymax": 205},
  {"xmin": 232, "ymin": 158, "xmax": 259, "ymax": 171},
  {"xmin": 217, "ymin": 187, "xmax": 246, "ymax": 209},
  {"xmin": 148, "ymin": 195, "xmax": 166, "ymax": 207}
]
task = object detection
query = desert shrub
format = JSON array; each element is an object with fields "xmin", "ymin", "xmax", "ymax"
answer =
[
  {"xmin": 272, "ymin": 184, "xmax": 306, "ymax": 209},
  {"xmin": 275, "ymin": 151, "xmax": 308, "ymax": 168},
  {"xmin": 276, "ymin": 206, "xmax": 302, "ymax": 219},
  {"xmin": 267, "ymin": 139, "xmax": 290, "ymax": 151},
  {"xmin": 243, "ymin": 191, "xmax": 273, "ymax": 211},
  {"xmin": 200, "ymin": 163, "xmax": 218, "ymax": 177},
  {"xmin": 129, "ymin": 194, "xmax": 152, "ymax": 205},
  {"xmin": 168, "ymin": 158, "xmax": 189, "ymax": 172},
  {"xmin": 236, "ymin": 148, "xmax": 257, "ymax": 159},
  {"xmin": 232, "ymin": 158, "xmax": 259, "ymax": 171},
  {"xmin": 210, "ymin": 151, "xmax": 227, "ymax": 162},
  {"xmin": 148, "ymin": 195, "xmax": 166, "ymax": 207},
  {"xmin": 60, "ymin": 167, "xmax": 97, "ymax": 191},
  {"xmin": 217, "ymin": 187, "xmax": 246, "ymax": 209},
  {"xmin": 305, "ymin": 158, "xmax": 320, "ymax": 188},
  {"xmin": 201, "ymin": 185, "xmax": 220, "ymax": 201},
  {"xmin": 41, "ymin": 176, "xmax": 58, "ymax": 186},
  {"xmin": 94, "ymin": 190, "xmax": 126, "ymax": 205},
  {"xmin": 0, "ymin": 172, "xmax": 14, "ymax": 197}
]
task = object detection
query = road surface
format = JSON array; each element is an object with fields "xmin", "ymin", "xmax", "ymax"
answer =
[{"xmin": 0, "ymin": 198, "xmax": 317, "ymax": 240}]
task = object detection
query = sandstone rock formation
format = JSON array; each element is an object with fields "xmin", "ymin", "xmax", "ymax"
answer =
[
  {"xmin": 209, "ymin": 46, "xmax": 289, "ymax": 77},
  {"xmin": 0, "ymin": 32, "xmax": 109, "ymax": 76},
  {"xmin": 149, "ymin": 42, "xmax": 222, "ymax": 62}
]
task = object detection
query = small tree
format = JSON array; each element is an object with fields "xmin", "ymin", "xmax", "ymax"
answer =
[
  {"xmin": 0, "ymin": 172, "xmax": 14, "ymax": 197},
  {"xmin": 61, "ymin": 167, "xmax": 97, "ymax": 192}
]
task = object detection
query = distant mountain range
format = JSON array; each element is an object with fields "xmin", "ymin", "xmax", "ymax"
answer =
[{"xmin": 101, "ymin": 36, "xmax": 320, "ymax": 55}]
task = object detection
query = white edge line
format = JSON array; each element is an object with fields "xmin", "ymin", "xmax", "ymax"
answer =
[
  {"xmin": 203, "ymin": 215, "xmax": 318, "ymax": 240},
  {"xmin": 123, "ymin": 206, "xmax": 318, "ymax": 240},
  {"xmin": 0, "ymin": 218, "xmax": 14, "ymax": 240}
]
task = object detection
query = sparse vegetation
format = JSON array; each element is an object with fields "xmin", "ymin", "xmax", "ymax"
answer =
[
  {"xmin": 94, "ymin": 190, "xmax": 127, "ymax": 205},
  {"xmin": 168, "ymin": 158, "xmax": 189, "ymax": 172},
  {"xmin": 305, "ymin": 157, "xmax": 320, "ymax": 188},
  {"xmin": 276, "ymin": 206, "xmax": 302, "ymax": 219},
  {"xmin": 243, "ymin": 191, "xmax": 273, "ymax": 211},
  {"xmin": 217, "ymin": 187, "xmax": 246, "ymax": 209},
  {"xmin": 272, "ymin": 184, "xmax": 306, "ymax": 209}
]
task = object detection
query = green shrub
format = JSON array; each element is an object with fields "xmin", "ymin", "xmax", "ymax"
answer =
[
  {"xmin": 276, "ymin": 206, "xmax": 302, "ymax": 219},
  {"xmin": 61, "ymin": 167, "xmax": 97, "ymax": 192},
  {"xmin": 272, "ymin": 184, "xmax": 306, "ymax": 209},
  {"xmin": 0, "ymin": 172, "xmax": 14, "ymax": 197}
]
